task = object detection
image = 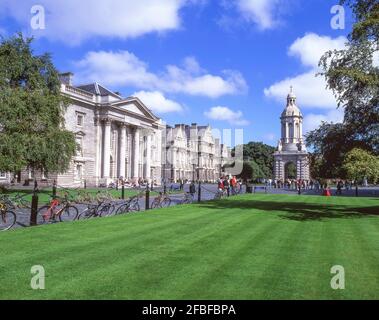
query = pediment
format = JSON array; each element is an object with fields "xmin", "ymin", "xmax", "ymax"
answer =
[{"xmin": 112, "ymin": 98, "xmax": 158, "ymax": 121}]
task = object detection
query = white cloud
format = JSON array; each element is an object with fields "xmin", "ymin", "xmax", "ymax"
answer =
[
  {"xmin": 236, "ymin": 0, "xmax": 282, "ymax": 30},
  {"xmin": 204, "ymin": 106, "xmax": 249, "ymax": 126},
  {"xmin": 75, "ymin": 51, "xmax": 247, "ymax": 98},
  {"xmin": 132, "ymin": 91, "xmax": 183, "ymax": 114},
  {"xmin": 289, "ymin": 33, "xmax": 347, "ymax": 68},
  {"xmin": 264, "ymin": 71, "xmax": 337, "ymax": 109},
  {"xmin": 0, "ymin": 0, "xmax": 198, "ymax": 44},
  {"xmin": 265, "ymin": 33, "xmax": 348, "ymax": 109},
  {"xmin": 303, "ymin": 109, "xmax": 344, "ymax": 133}
]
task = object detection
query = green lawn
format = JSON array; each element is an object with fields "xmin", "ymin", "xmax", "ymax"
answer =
[{"xmin": 0, "ymin": 194, "xmax": 378, "ymax": 300}]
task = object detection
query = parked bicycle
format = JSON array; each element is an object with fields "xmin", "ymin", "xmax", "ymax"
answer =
[
  {"xmin": 0, "ymin": 192, "xmax": 31, "ymax": 210},
  {"xmin": 114, "ymin": 195, "xmax": 141, "ymax": 215},
  {"xmin": 151, "ymin": 192, "xmax": 172, "ymax": 209},
  {"xmin": 77, "ymin": 202, "xmax": 102, "ymax": 220},
  {"xmin": 37, "ymin": 195, "xmax": 78, "ymax": 224},
  {"xmin": 0, "ymin": 201, "xmax": 16, "ymax": 231},
  {"xmin": 214, "ymin": 189, "xmax": 227, "ymax": 200},
  {"xmin": 180, "ymin": 192, "xmax": 194, "ymax": 205}
]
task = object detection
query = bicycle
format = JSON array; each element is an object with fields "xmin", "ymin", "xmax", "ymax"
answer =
[
  {"xmin": 0, "ymin": 201, "xmax": 16, "ymax": 231},
  {"xmin": 37, "ymin": 195, "xmax": 78, "ymax": 224},
  {"xmin": 114, "ymin": 195, "xmax": 141, "ymax": 215},
  {"xmin": 214, "ymin": 189, "xmax": 227, "ymax": 200},
  {"xmin": 151, "ymin": 192, "xmax": 172, "ymax": 209},
  {"xmin": 77, "ymin": 202, "xmax": 103, "ymax": 220},
  {"xmin": 0, "ymin": 192, "xmax": 31, "ymax": 210},
  {"xmin": 180, "ymin": 192, "xmax": 194, "ymax": 205}
]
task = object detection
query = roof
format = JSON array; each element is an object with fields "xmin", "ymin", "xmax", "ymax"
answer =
[
  {"xmin": 281, "ymin": 87, "xmax": 302, "ymax": 117},
  {"xmin": 76, "ymin": 83, "xmax": 122, "ymax": 98}
]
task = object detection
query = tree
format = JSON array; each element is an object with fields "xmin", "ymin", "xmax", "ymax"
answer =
[
  {"xmin": 236, "ymin": 160, "xmax": 265, "ymax": 182},
  {"xmin": 0, "ymin": 33, "xmax": 76, "ymax": 177},
  {"xmin": 343, "ymin": 148, "xmax": 379, "ymax": 184},
  {"xmin": 306, "ymin": 0, "xmax": 379, "ymax": 177},
  {"xmin": 233, "ymin": 142, "xmax": 276, "ymax": 178}
]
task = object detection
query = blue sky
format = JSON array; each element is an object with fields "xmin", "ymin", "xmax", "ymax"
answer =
[{"xmin": 0, "ymin": 0, "xmax": 353, "ymax": 146}]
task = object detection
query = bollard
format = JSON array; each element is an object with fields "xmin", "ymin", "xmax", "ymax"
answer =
[
  {"xmin": 30, "ymin": 193, "xmax": 39, "ymax": 227},
  {"xmin": 121, "ymin": 184, "xmax": 125, "ymax": 200},
  {"xmin": 84, "ymin": 179, "xmax": 87, "ymax": 189},
  {"xmin": 163, "ymin": 182, "xmax": 167, "ymax": 194},
  {"xmin": 145, "ymin": 185, "xmax": 150, "ymax": 210},
  {"xmin": 198, "ymin": 181, "xmax": 201, "ymax": 203}
]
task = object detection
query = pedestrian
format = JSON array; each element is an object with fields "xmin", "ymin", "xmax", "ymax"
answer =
[
  {"xmin": 189, "ymin": 181, "xmax": 196, "ymax": 196},
  {"xmin": 223, "ymin": 176, "xmax": 230, "ymax": 196}
]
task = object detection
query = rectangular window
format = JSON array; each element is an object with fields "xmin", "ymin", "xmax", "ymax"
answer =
[
  {"xmin": 75, "ymin": 164, "xmax": 82, "ymax": 180},
  {"xmin": 41, "ymin": 169, "xmax": 48, "ymax": 180},
  {"xmin": 77, "ymin": 114, "xmax": 84, "ymax": 126},
  {"xmin": 28, "ymin": 168, "xmax": 34, "ymax": 180},
  {"xmin": 75, "ymin": 136, "xmax": 83, "ymax": 156}
]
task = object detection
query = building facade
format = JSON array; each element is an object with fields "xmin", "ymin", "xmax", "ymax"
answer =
[
  {"xmin": 163, "ymin": 123, "xmax": 230, "ymax": 182},
  {"xmin": 273, "ymin": 88, "xmax": 310, "ymax": 181},
  {"xmin": 1, "ymin": 73, "xmax": 231, "ymax": 187},
  {"xmin": 3, "ymin": 74, "xmax": 164, "ymax": 187}
]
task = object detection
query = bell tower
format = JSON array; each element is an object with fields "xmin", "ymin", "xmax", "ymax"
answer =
[{"xmin": 274, "ymin": 87, "xmax": 310, "ymax": 181}]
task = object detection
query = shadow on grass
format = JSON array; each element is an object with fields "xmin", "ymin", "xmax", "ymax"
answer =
[{"xmin": 198, "ymin": 198, "xmax": 379, "ymax": 221}]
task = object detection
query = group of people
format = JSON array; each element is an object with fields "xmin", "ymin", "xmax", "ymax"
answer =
[{"xmin": 217, "ymin": 176, "xmax": 243, "ymax": 196}]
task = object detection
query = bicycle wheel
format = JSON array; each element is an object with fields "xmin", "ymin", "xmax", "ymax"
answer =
[
  {"xmin": 77, "ymin": 207, "xmax": 96, "ymax": 220},
  {"xmin": 0, "ymin": 211, "xmax": 16, "ymax": 231},
  {"xmin": 37, "ymin": 205, "xmax": 52, "ymax": 224},
  {"xmin": 151, "ymin": 198, "xmax": 160, "ymax": 209},
  {"xmin": 59, "ymin": 205, "xmax": 79, "ymax": 222},
  {"xmin": 161, "ymin": 197, "xmax": 171, "ymax": 208},
  {"xmin": 129, "ymin": 201, "xmax": 140, "ymax": 212},
  {"xmin": 115, "ymin": 203, "xmax": 129, "ymax": 215},
  {"xmin": 97, "ymin": 203, "xmax": 115, "ymax": 217}
]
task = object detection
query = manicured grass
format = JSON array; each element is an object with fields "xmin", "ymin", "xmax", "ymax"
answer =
[{"xmin": 0, "ymin": 194, "xmax": 378, "ymax": 300}]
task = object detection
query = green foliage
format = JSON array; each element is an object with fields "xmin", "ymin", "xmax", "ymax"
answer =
[
  {"xmin": 233, "ymin": 142, "xmax": 276, "ymax": 179},
  {"xmin": 307, "ymin": 0, "xmax": 379, "ymax": 178},
  {"xmin": 343, "ymin": 148, "xmax": 379, "ymax": 183},
  {"xmin": 285, "ymin": 162, "xmax": 296, "ymax": 179},
  {"xmin": 0, "ymin": 33, "xmax": 76, "ymax": 174}
]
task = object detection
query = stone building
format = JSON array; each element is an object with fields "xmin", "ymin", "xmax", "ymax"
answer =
[
  {"xmin": 2, "ymin": 73, "xmax": 164, "ymax": 187},
  {"xmin": 273, "ymin": 87, "xmax": 310, "ymax": 181},
  {"xmin": 0, "ymin": 73, "xmax": 231, "ymax": 187},
  {"xmin": 163, "ymin": 123, "xmax": 230, "ymax": 182}
]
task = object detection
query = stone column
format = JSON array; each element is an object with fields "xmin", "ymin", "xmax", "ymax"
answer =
[
  {"xmin": 119, "ymin": 123, "xmax": 127, "ymax": 179},
  {"xmin": 285, "ymin": 122, "xmax": 288, "ymax": 143},
  {"xmin": 133, "ymin": 127, "xmax": 140, "ymax": 180},
  {"xmin": 172, "ymin": 148, "xmax": 177, "ymax": 181},
  {"xmin": 95, "ymin": 117, "xmax": 102, "ymax": 184},
  {"xmin": 102, "ymin": 119, "xmax": 111, "ymax": 179},
  {"xmin": 145, "ymin": 134, "xmax": 152, "ymax": 182}
]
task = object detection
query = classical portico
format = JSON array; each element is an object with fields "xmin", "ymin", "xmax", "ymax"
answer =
[
  {"xmin": 97, "ymin": 118, "xmax": 155, "ymax": 185},
  {"xmin": 274, "ymin": 88, "xmax": 310, "ymax": 181}
]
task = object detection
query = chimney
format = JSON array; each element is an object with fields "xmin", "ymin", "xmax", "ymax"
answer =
[{"xmin": 59, "ymin": 72, "xmax": 74, "ymax": 86}]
